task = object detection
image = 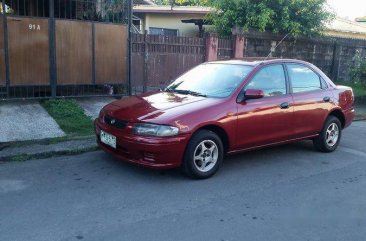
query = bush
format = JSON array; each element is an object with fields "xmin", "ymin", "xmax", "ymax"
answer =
[{"xmin": 350, "ymin": 54, "xmax": 366, "ymax": 86}]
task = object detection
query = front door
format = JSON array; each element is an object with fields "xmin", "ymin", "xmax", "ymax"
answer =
[{"xmin": 235, "ymin": 64, "xmax": 294, "ymax": 150}]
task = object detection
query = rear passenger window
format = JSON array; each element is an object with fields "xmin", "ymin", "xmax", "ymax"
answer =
[
  {"xmin": 287, "ymin": 64, "xmax": 321, "ymax": 93},
  {"xmin": 245, "ymin": 64, "xmax": 287, "ymax": 97}
]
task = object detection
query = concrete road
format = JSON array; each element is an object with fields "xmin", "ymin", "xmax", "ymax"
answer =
[{"xmin": 1, "ymin": 122, "xmax": 366, "ymax": 241}]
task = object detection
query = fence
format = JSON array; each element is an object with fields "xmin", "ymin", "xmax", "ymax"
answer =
[
  {"xmin": 3, "ymin": 1, "xmax": 366, "ymax": 100},
  {"xmin": 217, "ymin": 36, "xmax": 233, "ymax": 60},
  {"xmin": 131, "ymin": 32, "xmax": 366, "ymax": 91},
  {"xmin": 3, "ymin": 0, "xmax": 128, "ymax": 22},
  {"xmin": 0, "ymin": 0, "xmax": 129, "ymax": 99},
  {"xmin": 132, "ymin": 33, "xmax": 207, "ymax": 92},
  {"xmin": 243, "ymin": 31, "xmax": 366, "ymax": 81}
]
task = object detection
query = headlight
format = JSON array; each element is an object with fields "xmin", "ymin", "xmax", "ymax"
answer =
[{"xmin": 133, "ymin": 123, "xmax": 179, "ymax": 137}]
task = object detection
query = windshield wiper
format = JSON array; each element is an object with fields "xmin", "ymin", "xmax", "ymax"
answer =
[{"xmin": 165, "ymin": 89, "xmax": 207, "ymax": 97}]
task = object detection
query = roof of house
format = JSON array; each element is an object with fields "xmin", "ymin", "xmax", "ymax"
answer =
[
  {"xmin": 134, "ymin": 0, "xmax": 156, "ymax": 5},
  {"xmin": 133, "ymin": 5, "xmax": 213, "ymax": 14},
  {"xmin": 326, "ymin": 17, "xmax": 366, "ymax": 34},
  {"xmin": 355, "ymin": 16, "xmax": 366, "ymax": 22}
]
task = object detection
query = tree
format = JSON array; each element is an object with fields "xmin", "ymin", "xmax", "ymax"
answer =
[{"xmin": 208, "ymin": 0, "xmax": 334, "ymax": 36}]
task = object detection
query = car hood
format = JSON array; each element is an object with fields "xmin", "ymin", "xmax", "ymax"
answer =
[{"xmin": 104, "ymin": 91, "xmax": 207, "ymax": 122}]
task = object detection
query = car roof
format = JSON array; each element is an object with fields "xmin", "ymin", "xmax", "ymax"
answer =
[{"xmin": 209, "ymin": 58, "xmax": 311, "ymax": 67}]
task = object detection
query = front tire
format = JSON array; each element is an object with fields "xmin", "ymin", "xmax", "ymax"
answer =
[
  {"xmin": 182, "ymin": 130, "xmax": 224, "ymax": 179},
  {"xmin": 313, "ymin": 116, "xmax": 342, "ymax": 152}
]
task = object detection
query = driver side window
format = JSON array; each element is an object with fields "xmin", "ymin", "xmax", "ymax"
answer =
[{"xmin": 245, "ymin": 64, "xmax": 287, "ymax": 97}]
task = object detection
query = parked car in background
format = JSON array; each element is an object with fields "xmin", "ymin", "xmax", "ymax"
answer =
[{"xmin": 95, "ymin": 59, "xmax": 355, "ymax": 179}]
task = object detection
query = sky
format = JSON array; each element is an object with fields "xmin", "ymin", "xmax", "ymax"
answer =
[{"xmin": 327, "ymin": 0, "xmax": 366, "ymax": 20}]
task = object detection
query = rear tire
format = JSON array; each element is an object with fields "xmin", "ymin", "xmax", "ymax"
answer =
[
  {"xmin": 313, "ymin": 116, "xmax": 342, "ymax": 152},
  {"xmin": 182, "ymin": 130, "xmax": 224, "ymax": 179}
]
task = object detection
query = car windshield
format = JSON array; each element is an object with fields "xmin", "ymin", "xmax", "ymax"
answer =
[{"xmin": 165, "ymin": 63, "xmax": 253, "ymax": 98}]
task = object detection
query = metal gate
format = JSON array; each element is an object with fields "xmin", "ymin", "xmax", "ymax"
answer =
[{"xmin": 0, "ymin": 0, "xmax": 129, "ymax": 99}]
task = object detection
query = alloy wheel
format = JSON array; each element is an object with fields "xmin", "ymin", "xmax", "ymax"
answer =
[
  {"xmin": 193, "ymin": 140, "xmax": 219, "ymax": 173},
  {"xmin": 326, "ymin": 123, "xmax": 339, "ymax": 147}
]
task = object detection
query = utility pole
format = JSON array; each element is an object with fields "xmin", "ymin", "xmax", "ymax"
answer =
[{"xmin": 127, "ymin": 0, "xmax": 133, "ymax": 95}]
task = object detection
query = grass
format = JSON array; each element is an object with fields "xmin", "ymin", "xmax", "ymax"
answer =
[
  {"xmin": 6, "ymin": 154, "xmax": 32, "ymax": 162},
  {"xmin": 41, "ymin": 99, "xmax": 94, "ymax": 137},
  {"xmin": 2, "ymin": 146, "xmax": 100, "ymax": 162},
  {"xmin": 335, "ymin": 81, "xmax": 366, "ymax": 97},
  {"xmin": 1, "ymin": 135, "xmax": 95, "ymax": 150}
]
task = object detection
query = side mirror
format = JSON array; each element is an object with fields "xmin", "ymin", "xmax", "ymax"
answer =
[{"xmin": 244, "ymin": 89, "xmax": 265, "ymax": 100}]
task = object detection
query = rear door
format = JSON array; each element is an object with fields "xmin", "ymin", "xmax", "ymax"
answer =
[
  {"xmin": 235, "ymin": 64, "xmax": 294, "ymax": 149},
  {"xmin": 286, "ymin": 63, "xmax": 333, "ymax": 137}
]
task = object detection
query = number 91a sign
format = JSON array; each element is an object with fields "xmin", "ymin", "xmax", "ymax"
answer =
[{"xmin": 29, "ymin": 24, "xmax": 41, "ymax": 31}]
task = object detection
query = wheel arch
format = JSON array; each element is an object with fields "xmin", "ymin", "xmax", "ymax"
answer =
[
  {"xmin": 194, "ymin": 124, "xmax": 230, "ymax": 154},
  {"xmin": 328, "ymin": 109, "xmax": 346, "ymax": 128}
]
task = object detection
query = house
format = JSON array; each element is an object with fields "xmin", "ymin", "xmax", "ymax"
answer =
[
  {"xmin": 355, "ymin": 17, "xmax": 366, "ymax": 24},
  {"xmin": 133, "ymin": 5, "xmax": 212, "ymax": 36},
  {"xmin": 325, "ymin": 17, "xmax": 366, "ymax": 40}
]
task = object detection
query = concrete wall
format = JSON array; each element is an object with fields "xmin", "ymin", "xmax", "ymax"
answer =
[
  {"xmin": 141, "ymin": 13, "xmax": 206, "ymax": 36},
  {"xmin": 243, "ymin": 31, "xmax": 366, "ymax": 81}
]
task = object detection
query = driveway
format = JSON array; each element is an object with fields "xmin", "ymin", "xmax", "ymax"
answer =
[
  {"xmin": 1, "ymin": 122, "xmax": 366, "ymax": 241},
  {"xmin": 0, "ymin": 100, "xmax": 65, "ymax": 142}
]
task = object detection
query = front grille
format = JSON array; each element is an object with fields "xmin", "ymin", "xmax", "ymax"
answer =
[{"xmin": 104, "ymin": 115, "xmax": 128, "ymax": 129}]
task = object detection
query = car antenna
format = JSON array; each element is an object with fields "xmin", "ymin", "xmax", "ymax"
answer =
[{"xmin": 264, "ymin": 32, "xmax": 291, "ymax": 60}]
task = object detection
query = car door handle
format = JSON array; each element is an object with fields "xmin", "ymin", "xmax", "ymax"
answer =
[
  {"xmin": 280, "ymin": 102, "xmax": 290, "ymax": 109},
  {"xmin": 323, "ymin": 96, "xmax": 331, "ymax": 102}
]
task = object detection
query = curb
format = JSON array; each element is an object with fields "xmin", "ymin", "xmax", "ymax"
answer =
[
  {"xmin": 355, "ymin": 96, "xmax": 366, "ymax": 104},
  {"xmin": 0, "ymin": 138, "xmax": 99, "ymax": 163},
  {"xmin": 0, "ymin": 147, "xmax": 100, "ymax": 163},
  {"xmin": 354, "ymin": 117, "xmax": 366, "ymax": 121}
]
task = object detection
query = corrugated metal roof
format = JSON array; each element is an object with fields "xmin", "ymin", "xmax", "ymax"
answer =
[
  {"xmin": 327, "ymin": 17, "xmax": 366, "ymax": 34},
  {"xmin": 134, "ymin": 0, "xmax": 156, "ymax": 5},
  {"xmin": 355, "ymin": 17, "xmax": 366, "ymax": 22}
]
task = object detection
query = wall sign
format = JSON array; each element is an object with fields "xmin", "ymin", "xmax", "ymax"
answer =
[{"xmin": 29, "ymin": 24, "xmax": 41, "ymax": 31}]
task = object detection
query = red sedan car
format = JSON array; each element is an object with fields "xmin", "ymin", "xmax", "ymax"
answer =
[{"xmin": 95, "ymin": 59, "xmax": 355, "ymax": 179}]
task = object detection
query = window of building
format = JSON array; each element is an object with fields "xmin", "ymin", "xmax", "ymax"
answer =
[{"xmin": 149, "ymin": 27, "xmax": 178, "ymax": 36}]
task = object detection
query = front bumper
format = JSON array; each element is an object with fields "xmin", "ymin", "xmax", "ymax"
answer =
[{"xmin": 95, "ymin": 119, "xmax": 190, "ymax": 169}]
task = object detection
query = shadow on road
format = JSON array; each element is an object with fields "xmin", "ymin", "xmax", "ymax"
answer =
[{"xmin": 99, "ymin": 140, "xmax": 320, "ymax": 180}]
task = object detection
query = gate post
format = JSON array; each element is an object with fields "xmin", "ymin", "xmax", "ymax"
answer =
[
  {"xmin": 232, "ymin": 34, "xmax": 245, "ymax": 59},
  {"xmin": 127, "ymin": 0, "xmax": 133, "ymax": 95},
  {"xmin": 92, "ymin": 22, "xmax": 96, "ymax": 85},
  {"xmin": 331, "ymin": 42, "xmax": 342, "ymax": 81},
  {"xmin": 2, "ymin": 1, "xmax": 10, "ymax": 98},
  {"xmin": 49, "ymin": 0, "xmax": 57, "ymax": 98},
  {"xmin": 205, "ymin": 32, "xmax": 218, "ymax": 62},
  {"xmin": 143, "ymin": 34, "xmax": 148, "ymax": 93}
]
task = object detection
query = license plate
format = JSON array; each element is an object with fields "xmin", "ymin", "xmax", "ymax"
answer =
[{"xmin": 100, "ymin": 130, "xmax": 117, "ymax": 149}]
